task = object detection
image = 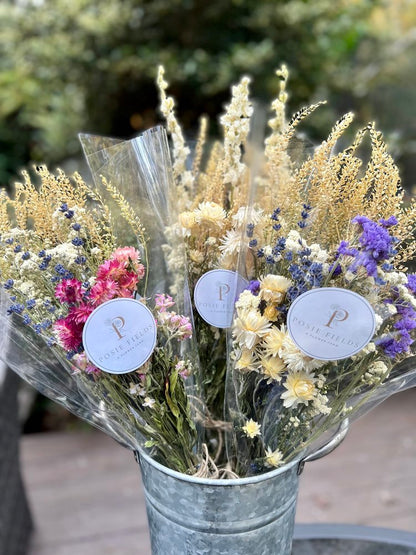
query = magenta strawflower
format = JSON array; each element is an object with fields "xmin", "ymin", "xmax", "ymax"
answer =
[
  {"xmin": 55, "ymin": 279, "xmax": 83, "ymax": 304},
  {"xmin": 89, "ymin": 278, "xmax": 118, "ymax": 304},
  {"xmin": 67, "ymin": 304, "xmax": 94, "ymax": 325},
  {"xmin": 118, "ymin": 271, "xmax": 139, "ymax": 292},
  {"xmin": 96, "ymin": 258, "xmax": 126, "ymax": 281},
  {"xmin": 54, "ymin": 318, "xmax": 83, "ymax": 351}
]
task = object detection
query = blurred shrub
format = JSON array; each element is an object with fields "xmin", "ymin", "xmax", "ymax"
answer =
[{"xmin": 0, "ymin": 0, "xmax": 415, "ymax": 188}]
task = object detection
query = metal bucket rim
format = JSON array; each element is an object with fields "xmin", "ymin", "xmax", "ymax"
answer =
[{"xmin": 137, "ymin": 448, "xmax": 302, "ymax": 486}]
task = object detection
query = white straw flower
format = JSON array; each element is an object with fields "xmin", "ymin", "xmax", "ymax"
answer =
[
  {"xmin": 279, "ymin": 336, "xmax": 326, "ymax": 372},
  {"xmin": 194, "ymin": 202, "xmax": 226, "ymax": 227},
  {"xmin": 259, "ymin": 274, "xmax": 292, "ymax": 304},
  {"xmin": 235, "ymin": 348, "xmax": 259, "ymax": 373},
  {"xmin": 220, "ymin": 229, "xmax": 243, "ymax": 256},
  {"xmin": 262, "ymin": 326, "xmax": 287, "ymax": 357},
  {"xmin": 260, "ymin": 356, "xmax": 286, "ymax": 382},
  {"xmin": 242, "ymin": 418, "xmax": 261, "ymax": 438},
  {"xmin": 265, "ymin": 447, "xmax": 284, "ymax": 468},
  {"xmin": 281, "ymin": 370, "xmax": 317, "ymax": 408},
  {"xmin": 235, "ymin": 290, "xmax": 260, "ymax": 310},
  {"xmin": 233, "ymin": 309, "xmax": 271, "ymax": 349}
]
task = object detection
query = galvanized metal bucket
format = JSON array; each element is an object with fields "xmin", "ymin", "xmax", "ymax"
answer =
[{"xmin": 136, "ymin": 421, "xmax": 348, "ymax": 555}]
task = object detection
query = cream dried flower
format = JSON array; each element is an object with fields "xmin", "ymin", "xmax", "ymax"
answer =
[
  {"xmin": 265, "ymin": 446, "xmax": 284, "ymax": 468},
  {"xmin": 156, "ymin": 66, "xmax": 193, "ymax": 201},
  {"xmin": 235, "ymin": 348, "xmax": 259, "ymax": 373},
  {"xmin": 242, "ymin": 418, "xmax": 261, "ymax": 438},
  {"xmin": 194, "ymin": 201, "xmax": 226, "ymax": 227},
  {"xmin": 233, "ymin": 308, "xmax": 271, "ymax": 349},
  {"xmin": 235, "ymin": 290, "xmax": 261, "ymax": 311},
  {"xmin": 262, "ymin": 326, "xmax": 287, "ymax": 357},
  {"xmin": 281, "ymin": 370, "xmax": 317, "ymax": 408},
  {"xmin": 178, "ymin": 211, "xmax": 197, "ymax": 230},
  {"xmin": 219, "ymin": 229, "xmax": 243, "ymax": 256},
  {"xmin": 279, "ymin": 336, "xmax": 326, "ymax": 372},
  {"xmin": 260, "ymin": 356, "xmax": 286, "ymax": 382},
  {"xmin": 260, "ymin": 274, "xmax": 292, "ymax": 304}
]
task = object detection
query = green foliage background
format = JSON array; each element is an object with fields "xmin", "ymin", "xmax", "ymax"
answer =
[{"xmin": 0, "ymin": 0, "xmax": 415, "ymax": 187}]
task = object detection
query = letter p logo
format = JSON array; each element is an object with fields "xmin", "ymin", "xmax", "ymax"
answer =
[
  {"xmin": 218, "ymin": 283, "xmax": 230, "ymax": 301},
  {"xmin": 324, "ymin": 308, "xmax": 349, "ymax": 328},
  {"xmin": 111, "ymin": 316, "xmax": 126, "ymax": 339}
]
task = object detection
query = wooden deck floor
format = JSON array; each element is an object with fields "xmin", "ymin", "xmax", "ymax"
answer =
[{"xmin": 20, "ymin": 389, "xmax": 416, "ymax": 554}]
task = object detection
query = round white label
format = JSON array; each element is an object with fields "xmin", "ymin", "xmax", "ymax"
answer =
[
  {"xmin": 82, "ymin": 298, "xmax": 157, "ymax": 374},
  {"xmin": 287, "ymin": 287, "xmax": 376, "ymax": 360},
  {"xmin": 194, "ymin": 270, "xmax": 249, "ymax": 328}
]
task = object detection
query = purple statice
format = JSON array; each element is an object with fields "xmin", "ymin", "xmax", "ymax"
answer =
[
  {"xmin": 406, "ymin": 274, "xmax": 416, "ymax": 294},
  {"xmin": 337, "ymin": 241, "xmax": 358, "ymax": 258},
  {"xmin": 352, "ymin": 215, "xmax": 398, "ymax": 261},
  {"xmin": 379, "ymin": 333, "xmax": 413, "ymax": 358},
  {"xmin": 337, "ymin": 216, "xmax": 398, "ymax": 279},
  {"xmin": 379, "ymin": 216, "xmax": 398, "ymax": 227},
  {"xmin": 247, "ymin": 280, "xmax": 260, "ymax": 296},
  {"xmin": 378, "ymin": 299, "xmax": 416, "ymax": 359}
]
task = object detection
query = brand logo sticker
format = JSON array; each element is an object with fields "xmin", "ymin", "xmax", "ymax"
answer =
[
  {"xmin": 287, "ymin": 287, "xmax": 376, "ymax": 360},
  {"xmin": 194, "ymin": 270, "xmax": 248, "ymax": 328},
  {"xmin": 82, "ymin": 298, "xmax": 157, "ymax": 374}
]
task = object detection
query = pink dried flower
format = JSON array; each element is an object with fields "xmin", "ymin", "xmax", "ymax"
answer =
[
  {"xmin": 169, "ymin": 314, "xmax": 193, "ymax": 340},
  {"xmin": 135, "ymin": 263, "xmax": 146, "ymax": 279},
  {"xmin": 72, "ymin": 353, "xmax": 101, "ymax": 376},
  {"xmin": 155, "ymin": 293, "xmax": 175, "ymax": 312},
  {"xmin": 54, "ymin": 318, "xmax": 83, "ymax": 351},
  {"xmin": 89, "ymin": 278, "xmax": 118, "ymax": 304},
  {"xmin": 55, "ymin": 279, "xmax": 83, "ymax": 304},
  {"xmin": 175, "ymin": 360, "xmax": 191, "ymax": 379},
  {"xmin": 96, "ymin": 258, "xmax": 126, "ymax": 281},
  {"xmin": 67, "ymin": 304, "xmax": 94, "ymax": 325},
  {"xmin": 111, "ymin": 247, "xmax": 145, "ymax": 279},
  {"xmin": 111, "ymin": 246, "xmax": 140, "ymax": 264},
  {"xmin": 118, "ymin": 271, "xmax": 139, "ymax": 292}
]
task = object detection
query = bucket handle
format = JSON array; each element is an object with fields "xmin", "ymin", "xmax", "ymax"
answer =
[{"xmin": 297, "ymin": 418, "xmax": 349, "ymax": 475}]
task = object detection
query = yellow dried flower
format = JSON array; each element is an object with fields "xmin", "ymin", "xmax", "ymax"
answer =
[
  {"xmin": 265, "ymin": 447, "xmax": 284, "ymax": 468},
  {"xmin": 242, "ymin": 419, "xmax": 261, "ymax": 438}
]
